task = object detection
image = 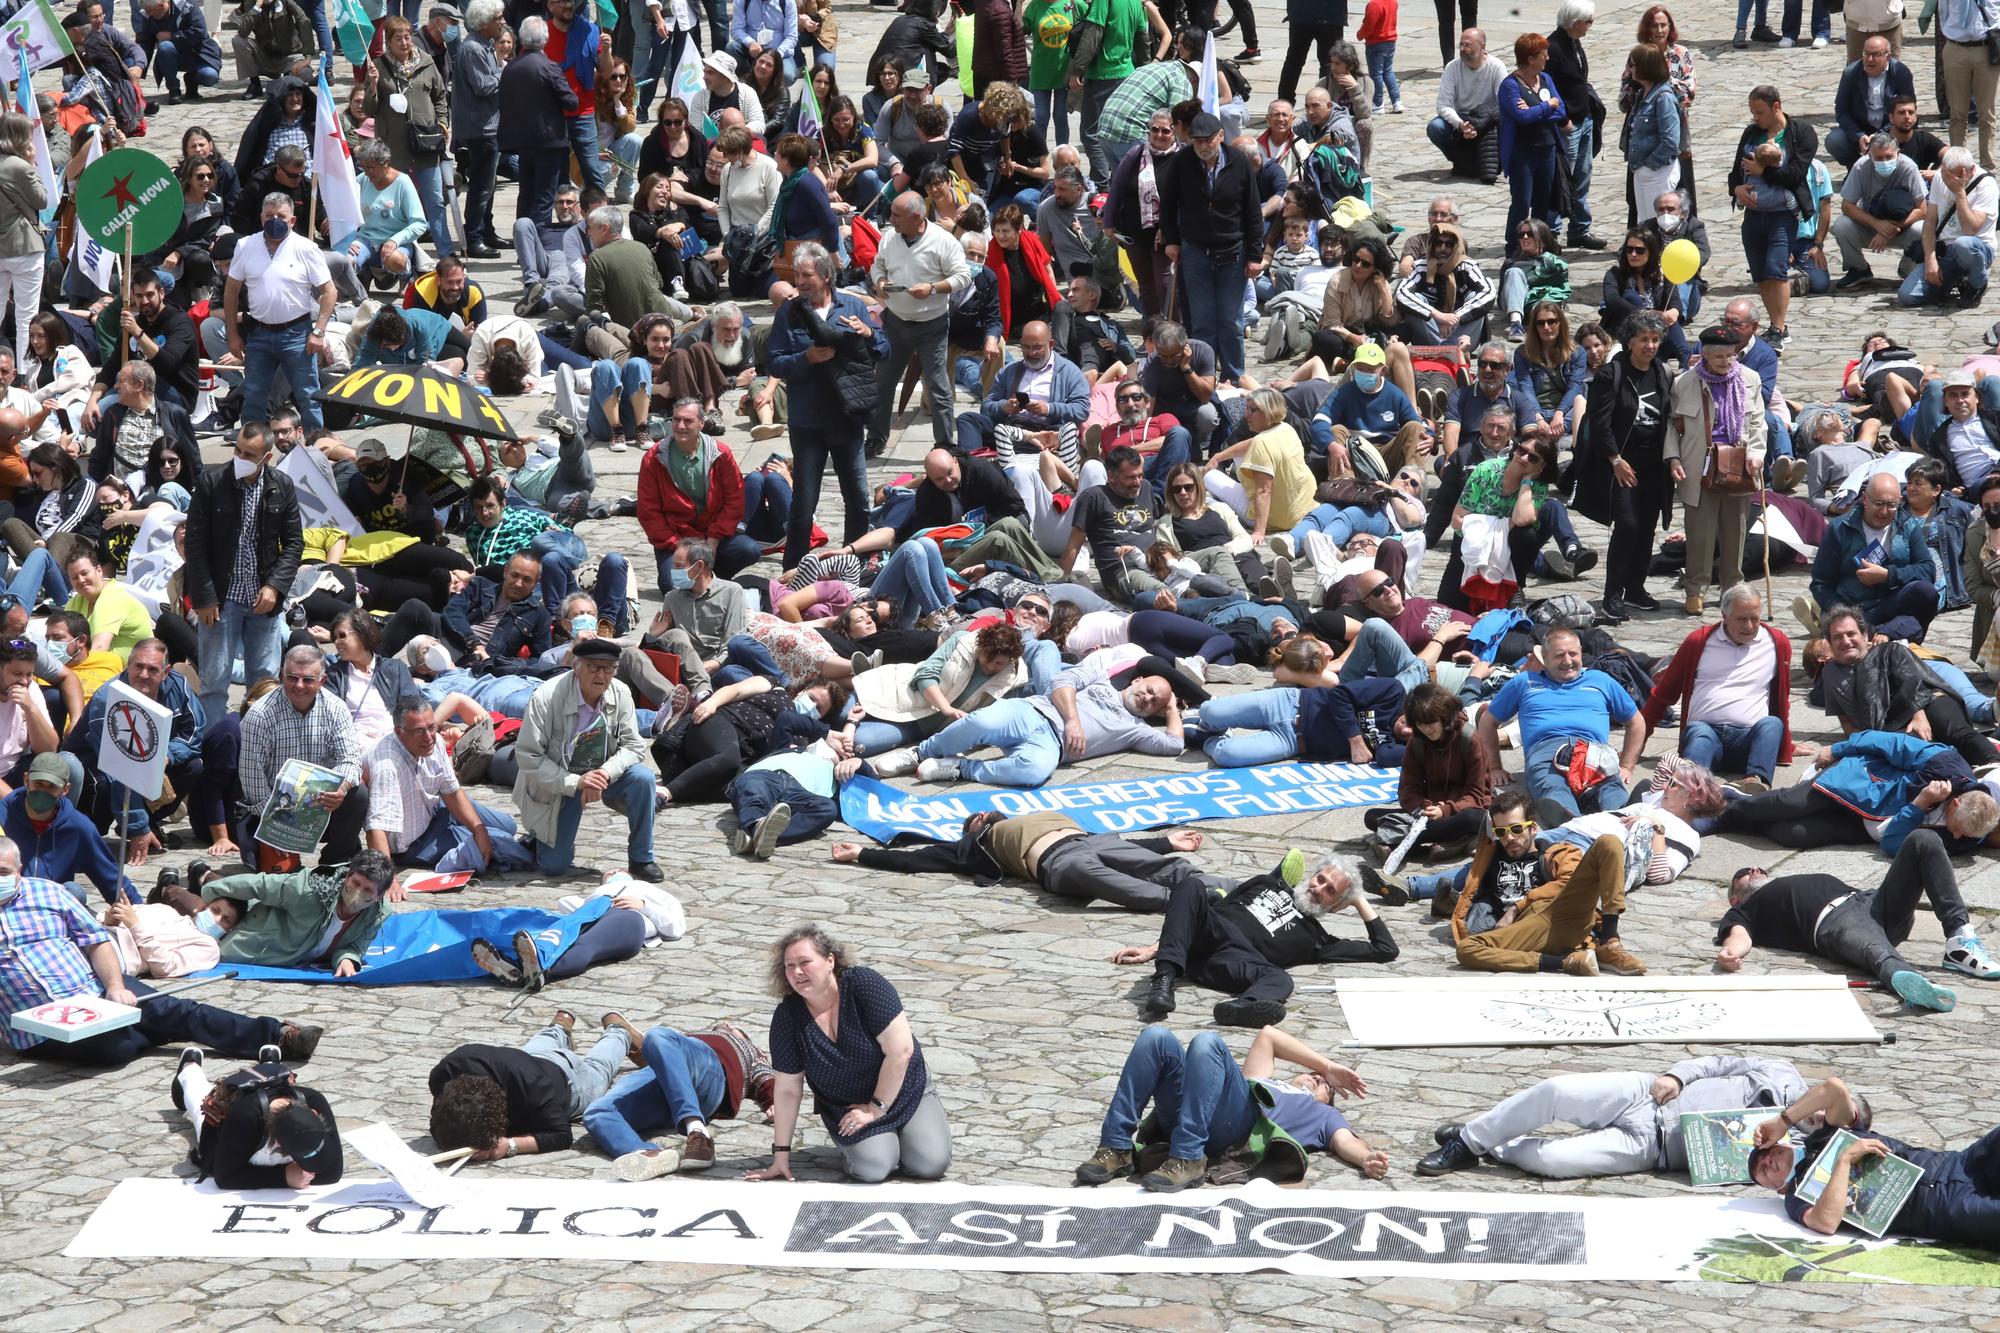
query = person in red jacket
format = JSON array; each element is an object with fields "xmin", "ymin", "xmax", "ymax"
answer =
[
  {"xmin": 1640, "ymin": 582, "xmax": 1796, "ymax": 792},
  {"xmin": 986, "ymin": 205, "xmax": 1065, "ymax": 341},
  {"xmin": 636, "ymin": 399, "xmax": 767, "ymax": 588}
]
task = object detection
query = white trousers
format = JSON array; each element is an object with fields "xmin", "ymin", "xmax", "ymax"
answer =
[{"xmin": 1461, "ymin": 1070, "xmax": 1662, "ymax": 1179}]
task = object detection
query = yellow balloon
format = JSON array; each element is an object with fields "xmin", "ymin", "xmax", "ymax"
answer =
[{"xmin": 1660, "ymin": 237, "xmax": 1701, "ymax": 286}]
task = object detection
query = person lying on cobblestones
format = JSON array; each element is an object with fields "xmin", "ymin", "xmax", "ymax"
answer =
[{"xmin": 584, "ymin": 1020, "xmax": 777, "ymax": 1180}]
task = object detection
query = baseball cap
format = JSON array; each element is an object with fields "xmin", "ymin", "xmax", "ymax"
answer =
[
  {"xmin": 26, "ymin": 753, "xmax": 69, "ymax": 788},
  {"xmin": 354, "ymin": 438, "xmax": 390, "ymax": 462},
  {"xmin": 901, "ymin": 64, "xmax": 930, "ymax": 89},
  {"xmin": 1946, "ymin": 368, "xmax": 1978, "ymax": 389},
  {"xmin": 271, "ymin": 1103, "xmax": 333, "ymax": 1171},
  {"xmin": 1352, "ymin": 342, "xmax": 1387, "ymax": 368}
]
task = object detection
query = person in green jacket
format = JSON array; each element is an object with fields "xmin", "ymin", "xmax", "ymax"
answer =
[{"xmin": 200, "ymin": 849, "xmax": 397, "ymax": 977}]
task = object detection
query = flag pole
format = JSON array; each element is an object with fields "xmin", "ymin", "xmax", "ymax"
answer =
[{"xmin": 119, "ymin": 226, "xmax": 131, "ymax": 369}]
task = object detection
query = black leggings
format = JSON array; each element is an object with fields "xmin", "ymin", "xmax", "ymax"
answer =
[
  {"xmin": 1920, "ymin": 695, "xmax": 2000, "ymax": 768},
  {"xmin": 155, "ymin": 610, "xmax": 199, "ymax": 666},
  {"xmin": 1714, "ymin": 784, "xmax": 1866, "ymax": 848},
  {"xmin": 381, "ymin": 598, "xmax": 446, "ymax": 656},
  {"xmin": 1128, "ymin": 609, "xmax": 1237, "ymax": 664},
  {"xmin": 358, "ymin": 543, "xmax": 475, "ymax": 609},
  {"xmin": 543, "ymin": 907, "xmax": 649, "ymax": 981},
  {"xmin": 1434, "ymin": 0, "xmax": 1477, "ymax": 64},
  {"xmin": 655, "ymin": 716, "xmax": 752, "ymax": 804}
]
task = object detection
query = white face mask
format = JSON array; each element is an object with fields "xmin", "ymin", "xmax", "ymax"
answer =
[
  {"xmin": 1657, "ymin": 213, "xmax": 1682, "ymax": 234},
  {"xmin": 0, "ymin": 872, "xmax": 18, "ymax": 906},
  {"xmin": 232, "ymin": 456, "xmax": 260, "ymax": 481}
]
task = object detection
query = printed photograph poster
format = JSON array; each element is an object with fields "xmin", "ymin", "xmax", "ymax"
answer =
[
  {"xmin": 1681, "ymin": 1109, "xmax": 1769, "ymax": 1187},
  {"xmin": 256, "ymin": 759, "xmax": 345, "ymax": 855},
  {"xmin": 1793, "ymin": 1129, "xmax": 1926, "ymax": 1239}
]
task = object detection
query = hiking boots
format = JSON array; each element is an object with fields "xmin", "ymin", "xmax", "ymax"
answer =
[
  {"xmin": 1138, "ymin": 1155, "xmax": 1207, "ymax": 1193},
  {"xmin": 1595, "ymin": 936, "xmax": 1648, "ymax": 976},
  {"xmin": 278, "ymin": 1023, "xmax": 324, "ymax": 1062},
  {"xmin": 1075, "ymin": 1145, "xmax": 1134, "ymax": 1185}
]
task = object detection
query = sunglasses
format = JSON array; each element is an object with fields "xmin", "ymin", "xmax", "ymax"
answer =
[
  {"xmin": 1622, "ymin": 245, "xmax": 1648, "ymax": 255},
  {"xmin": 1018, "ymin": 602, "xmax": 1051, "ymax": 617},
  {"xmin": 663, "ymin": 118, "xmax": 685, "ymax": 127},
  {"xmin": 1117, "ymin": 393, "xmax": 1147, "ymax": 403},
  {"xmin": 1535, "ymin": 317, "xmax": 1560, "ymax": 326},
  {"xmin": 1362, "ymin": 583, "xmax": 1394, "ymax": 599},
  {"xmin": 1478, "ymin": 361, "xmax": 1506, "ymax": 371},
  {"xmin": 1493, "ymin": 819, "xmax": 1537, "ymax": 837},
  {"xmin": 1169, "ymin": 481, "xmax": 1197, "ymax": 492}
]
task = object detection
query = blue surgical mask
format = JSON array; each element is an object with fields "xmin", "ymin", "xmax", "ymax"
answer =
[
  {"xmin": 570, "ymin": 613, "xmax": 596, "ymax": 637},
  {"xmin": 1353, "ymin": 370, "xmax": 1381, "ymax": 392},
  {"xmin": 1874, "ymin": 157, "xmax": 1897, "ymax": 177},
  {"xmin": 263, "ymin": 216, "xmax": 290, "ymax": 243},
  {"xmin": 793, "ymin": 696, "xmax": 822, "ymax": 716},
  {"xmin": 196, "ymin": 911, "xmax": 227, "ymax": 940},
  {"xmin": 446, "ymin": 23, "xmax": 461, "ymax": 40}
]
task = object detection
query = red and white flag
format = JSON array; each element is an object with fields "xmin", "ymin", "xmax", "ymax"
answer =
[{"xmin": 313, "ymin": 68, "xmax": 365, "ymax": 245}]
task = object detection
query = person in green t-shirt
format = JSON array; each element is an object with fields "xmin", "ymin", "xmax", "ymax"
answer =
[
  {"xmin": 1073, "ymin": 0, "xmax": 1155, "ymax": 180},
  {"xmin": 1025, "ymin": 0, "xmax": 1079, "ymax": 143}
]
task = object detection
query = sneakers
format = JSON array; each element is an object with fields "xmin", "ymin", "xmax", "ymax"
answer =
[
  {"xmin": 1506, "ymin": 315, "xmax": 1525, "ymax": 341},
  {"xmin": 1563, "ymin": 545, "xmax": 1597, "ymax": 576},
  {"xmin": 1778, "ymin": 34, "xmax": 1795, "ymax": 46},
  {"xmin": 1594, "ymin": 936, "xmax": 1648, "ymax": 976},
  {"xmin": 1791, "ymin": 593, "xmax": 1821, "ymax": 636},
  {"xmin": 1138, "ymin": 1155, "xmax": 1208, "ymax": 1193},
  {"xmin": 608, "ymin": 435, "xmax": 630, "ymax": 453},
  {"xmin": 1765, "ymin": 325, "xmax": 1791, "ymax": 352},
  {"xmin": 1835, "ymin": 267, "xmax": 1873, "ymax": 291},
  {"xmin": 615, "ymin": 1145, "xmax": 681, "ymax": 1180},
  {"xmin": 278, "ymin": 1022, "xmax": 324, "ymax": 1062},
  {"xmin": 1771, "ymin": 456, "xmax": 1808, "ymax": 492},
  {"xmin": 871, "ymin": 747, "xmax": 920, "ymax": 777},
  {"xmin": 1266, "ymin": 533, "xmax": 1294, "ymax": 562},
  {"xmin": 1214, "ymin": 996, "xmax": 1287, "ymax": 1028},
  {"xmin": 470, "ymin": 936, "xmax": 522, "ymax": 985},
  {"xmin": 682, "ymin": 1126, "xmax": 716, "ymax": 1171},
  {"xmin": 1278, "ymin": 848, "xmax": 1307, "ymax": 886},
  {"xmin": 1812, "ymin": 34, "xmax": 1828, "ymax": 46},
  {"xmin": 1733, "ymin": 26, "xmax": 1749, "ymax": 46},
  {"xmin": 513, "ymin": 930, "xmax": 546, "ymax": 991},
  {"xmin": 1233, "ymin": 46, "xmax": 1260, "ymax": 62},
  {"xmin": 1359, "ymin": 864, "xmax": 1410, "ymax": 906},
  {"xmin": 1734, "ymin": 775, "xmax": 1771, "ymax": 795},
  {"xmin": 1415, "ymin": 1125, "xmax": 1481, "ymax": 1176},
  {"xmin": 1076, "ymin": 1145, "xmax": 1135, "ymax": 1185},
  {"xmin": 1891, "ymin": 969, "xmax": 1957, "ymax": 1012},
  {"xmin": 1561, "ymin": 946, "xmax": 1599, "ymax": 977},
  {"xmin": 1624, "ymin": 589, "xmax": 1661, "ymax": 612},
  {"xmin": 750, "ymin": 802, "xmax": 792, "ymax": 859},
  {"xmin": 514, "ymin": 280, "xmax": 548, "ymax": 318},
  {"xmin": 1390, "ymin": 100, "xmax": 1405, "ymax": 114},
  {"xmin": 1202, "ymin": 662, "xmax": 1263, "ymax": 685},
  {"xmin": 1944, "ymin": 933, "xmax": 2000, "ymax": 979},
  {"xmin": 850, "ymin": 648, "xmax": 883, "ymax": 677},
  {"xmin": 915, "ymin": 756, "xmax": 962, "ymax": 782},
  {"xmin": 1143, "ymin": 970, "xmax": 1178, "ymax": 1016}
]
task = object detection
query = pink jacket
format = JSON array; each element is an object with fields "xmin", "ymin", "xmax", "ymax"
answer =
[{"xmin": 106, "ymin": 903, "xmax": 221, "ymax": 978}]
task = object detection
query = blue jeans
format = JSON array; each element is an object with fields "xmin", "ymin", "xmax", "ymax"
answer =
[
  {"xmin": 710, "ymin": 634, "xmax": 787, "ymax": 688},
  {"xmin": 607, "ymin": 130, "xmax": 646, "ymax": 202},
  {"xmin": 853, "ymin": 715, "xmax": 938, "ymax": 755},
  {"xmin": 565, "ymin": 114, "xmax": 606, "ymax": 193},
  {"xmin": 1337, "ymin": 618, "xmax": 1429, "ymax": 693},
  {"xmin": 1407, "ymin": 862, "xmax": 1470, "ymax": 904},
  {"xmin": 537, "ymin": 762, "xmax": 657, "ymax": 871},
  {"xmin": 588, "ymin": 358, "xmax": 651, "ymax": 440},
  {"xmin": 1142, "ymin": 426, "xmax": 1191, "ymax": 491},
  {"xmin": 1099, "ymin": 1027, "xmax": 1260, "ymax": 1163},
  {"xmin": 1179, "ymin": 240, "xmax": 1249, "ymax": 382},
  {"xmin": 242, "ymin": 320, "xmax": 323, "ymax": 430},
  {"xmin": 1930, "ymin": 659, "xmax": 1998, "ymax": 722},
  {"xmin": 151, "ymin": 37, "xmax": 221, "ymax": 90},
  {"xmin": 583, "ymin": 1026, "xmax": 728, "ymax": 1156},
  {"xmin": 916, "ymin": 698, "xmax": 1063, "ymax": 786},
  {"xmin": 1506, "ymin": 142, "xmax": 1560, "ymax": 245},
  {"xmin": 1033, "ymin": 85, "xmax": 1070, "ymax": 145},
  {"xmin": 408, "ymin": 160, "xmax": 453, "ymax": 257},
  {"xmin": 1366, "ymin": 41, "xmax": 1400, "ymax": 107},
  {"xmin": 954, "ymin": 346, "xmax": 1013, "ymax": 397},
  {"xmin": 1900, "ymin": 236, "xmax": 1995, "ymax": 305},
  {"xmin": 871, "ymin": 537, "xmax": 956, "ymax": 626},
  {"xmin": 1562, "ymin": 118, "xmax": 1595, "ymax": 238},
  {"xmin": 396, "ymin": 800, "xmax": 530, "ymax": 873},
  {"xmin": 195, "ymin": 602, "xmax": 282, "ymax": 725},
  {"xmin": 1197, "ymin": 687, "xmax": 1301, "ymax": 767},
  {"xmin": 524, "ymin": 527, "xmax": 593, "ymax": 619},
  {"xmin": 525, "ymin": 1026, "xmax": 633, "ymax": 1117},
  {"xmin": 1022, "ymin": 636, "xmax": 1062, "ymax": 694},
  {"xmin": 740, "ymin": 470, "xmax": 790, "ymax": 544},
  {"xmin": 731, "ymin": 768, "xmax": 840, "ymax": 841},
  {"xmin": 1735, "ymin": 0, "xmax": 1770, "ymax": 27},
  {"xmin": 1742, "ymin": 207, "xmax": 1799, "ymax": 284},
  {"xmin": 1681, "ymin": 717, "xmax": 1785, "ymax": 783},
  {"xmin": 1291, "ymin": 502, "xmax": 1391, "ymax": 549},
  {"xmin": 6, "ymin": 548, "xmax": 66, "ymax": 607},
  {"xmin": 1524, "ymin": 734, "xmax": 1628, "ymax": 818}
]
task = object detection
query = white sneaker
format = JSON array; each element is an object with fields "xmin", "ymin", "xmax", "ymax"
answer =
[
  {"xmin": 1267, "ymin": 533, "xmax": 1294, "ymax": 562},
  {"xmin": 916, "ymin": 756, "xmax": 962, "ymax": 782},
  {"xmin": 1944, "ymin": 933, "xmax": 2000, "ymax": 980},
  {"xmin": 871, "ymin": 747, "xmax": 920, "ymax": 777},
  {"xmin": 1811, "ymin": 34, "xmax": 1827, "ymax": 46},
  {"xmin": 1778, "ymin": 35, "xmax": 1794, "ymax": 46},
  {"xmin": 614, "ymin": 1145, "xmax": 681, "ymax": 1180}
]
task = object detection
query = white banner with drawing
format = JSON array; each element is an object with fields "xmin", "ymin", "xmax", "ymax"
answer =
[{"xmin": 63, "ymin": 1178, "xmax": 1998, "ymax": 1282}]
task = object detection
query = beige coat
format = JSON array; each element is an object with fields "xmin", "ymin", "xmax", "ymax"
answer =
[
  {"xmin": 1666, "ymin": 363, "xmax": 1769, "ymax": 507},
  {"xmin": 512, "ymin": 671, "xmax": 648, "ymax": 844},
  {"xmin": 854, "ymin": 631, "xmax": 1026, "ymax": 724}
]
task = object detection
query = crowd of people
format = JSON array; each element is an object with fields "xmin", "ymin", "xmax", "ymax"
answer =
[{"xmin": 1, "ymin": 0, "xmax": 1998, "ymax": 1251}]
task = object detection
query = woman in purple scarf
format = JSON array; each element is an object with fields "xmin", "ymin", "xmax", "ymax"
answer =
[{"xmin": 1666, "ymin": 325, "xmax": 1768, "ymax": 616}]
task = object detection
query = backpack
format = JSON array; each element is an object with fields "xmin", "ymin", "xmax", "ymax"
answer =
[
  {"xmin": 194, "ymin": 1061, "xmax": 297, "ymax": 1180},
  {"xmin": 1295, "ymin": 136, "xmax": 1365, "ymax": 221}
]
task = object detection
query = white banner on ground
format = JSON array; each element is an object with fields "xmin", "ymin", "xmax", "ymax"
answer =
[
  {"xmin": 63, "ymin": 1178, "xmax": 1995, "ymax": 1282},
  {"xmin": 1329, "ymin": 975, "xmax": 1881, "ymax": 1048},
  {"xmin": 342, "ymin": 1124, "xmax": 471, "ymax": 1210},
  {"xmin": 276, "ymin": 441, "xmax": 364, "ymax": 536}
]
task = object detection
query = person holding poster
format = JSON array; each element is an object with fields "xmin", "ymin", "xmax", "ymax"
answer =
[{"xmin": 238, "ymin": 646, "xmax": 369, "ymax": 863}]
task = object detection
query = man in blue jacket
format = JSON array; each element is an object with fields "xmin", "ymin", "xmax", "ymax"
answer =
[
  {"xmin": 768, "ymin": 242, "xmax": 889, "ymax": 570},
  {"xmin": 2, "ymin": 753, "xmax": 133, "ymax": 903},
  {"xmin": 1809, "ymin": 473, "xmax": 1939, "ymax": 641},
  {"xmin": 135, "ymin": 0, "xmax": 223, "ymax": 103},
  {"xmin": 1827, "ymin": 37, "xmax": 1916, "ymax": 166},
  {"xmin": 1714, "ymin": 728, "xmax": 2000, "ymax": 852},
  {"xmin": 952, "ymin": 320, "xmax": 1092, "ymax": 466},
  {"xmin": 543, "ymin": 0, "xmax": 607, "ymax": 193},
  {"xmin": 443, "ymin": 555, "xmax": 556, "ymax": 663}
]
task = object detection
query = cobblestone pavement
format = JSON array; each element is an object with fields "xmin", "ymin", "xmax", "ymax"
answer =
[{"xmin": 8, "ymin": 0, "xmax": 2000, "ymax": 1327}]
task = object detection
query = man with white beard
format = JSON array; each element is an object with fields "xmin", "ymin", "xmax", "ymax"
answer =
[
  {"xmin": 1106, "ymin": 853, "xmax": 1399, "ymax": 1029},
  {"xmin": 680, "ymin": 302, "xmax": 784, "ymax": 441}
]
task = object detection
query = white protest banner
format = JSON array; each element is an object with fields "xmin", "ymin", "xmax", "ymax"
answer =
[
  {"xmin": 277, "ymin": 440, "xmax": 365, "ymax": 536},
  {"xmin": 118, "ymin": 507, "xmax": 184, "ymax": 611},
  {"xmin": 94, "ymin": 678, "xmax": 173, "ymax": 802},
  {"xmin": 1328, "ymin": 974, "xmax": 1882, "ymax": 1047},
  {"xmin": 342, "ymin": 1124, "xmax": 472, "ymax": 1210},
  {"xmin": 63, "ymin": 1178, "xmax": 2000, "ymax": 1283}
]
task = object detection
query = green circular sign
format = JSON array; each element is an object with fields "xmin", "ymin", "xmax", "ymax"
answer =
[{"xmin": 74, "ymin": 147, "xmax": 185, "ymax": 255}]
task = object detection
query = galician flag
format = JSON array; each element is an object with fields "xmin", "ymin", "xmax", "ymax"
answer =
[
  {"xmin": 795, "ymin": 67, "xmax": 824, "ymax": 142},
  {"xmin": 669, "ymin": 37, "xmax": 707, "ymax": 133},
  {"xmin": 14, "ymin": 39, "xmax": 54, "ymax": 223},
  {"xmin": 313, "ymin": 68, "xmax": 365, "ymax": 246},
  {"xmin": 1198, "ymin": 30, "xmax": 1218, "ymax": 115}
]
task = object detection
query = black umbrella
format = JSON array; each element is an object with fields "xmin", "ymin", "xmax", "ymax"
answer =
[{"xmin": 312, "ymin": 364, "xmax": 522, "ymax": 442}]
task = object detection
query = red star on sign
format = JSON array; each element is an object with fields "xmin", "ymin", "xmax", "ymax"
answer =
[{"xmin": 103, "ymin": 171, "xmax": 139, "ymax": 210}]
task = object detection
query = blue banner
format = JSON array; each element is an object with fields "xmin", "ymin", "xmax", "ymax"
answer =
[
  {"xmin": 193, "ymin": 898, "xmax": 613, "ymax": 985},
  {"xmin": 838, "ymin": 762, "xmax": 1401, "ymax": 844}
]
